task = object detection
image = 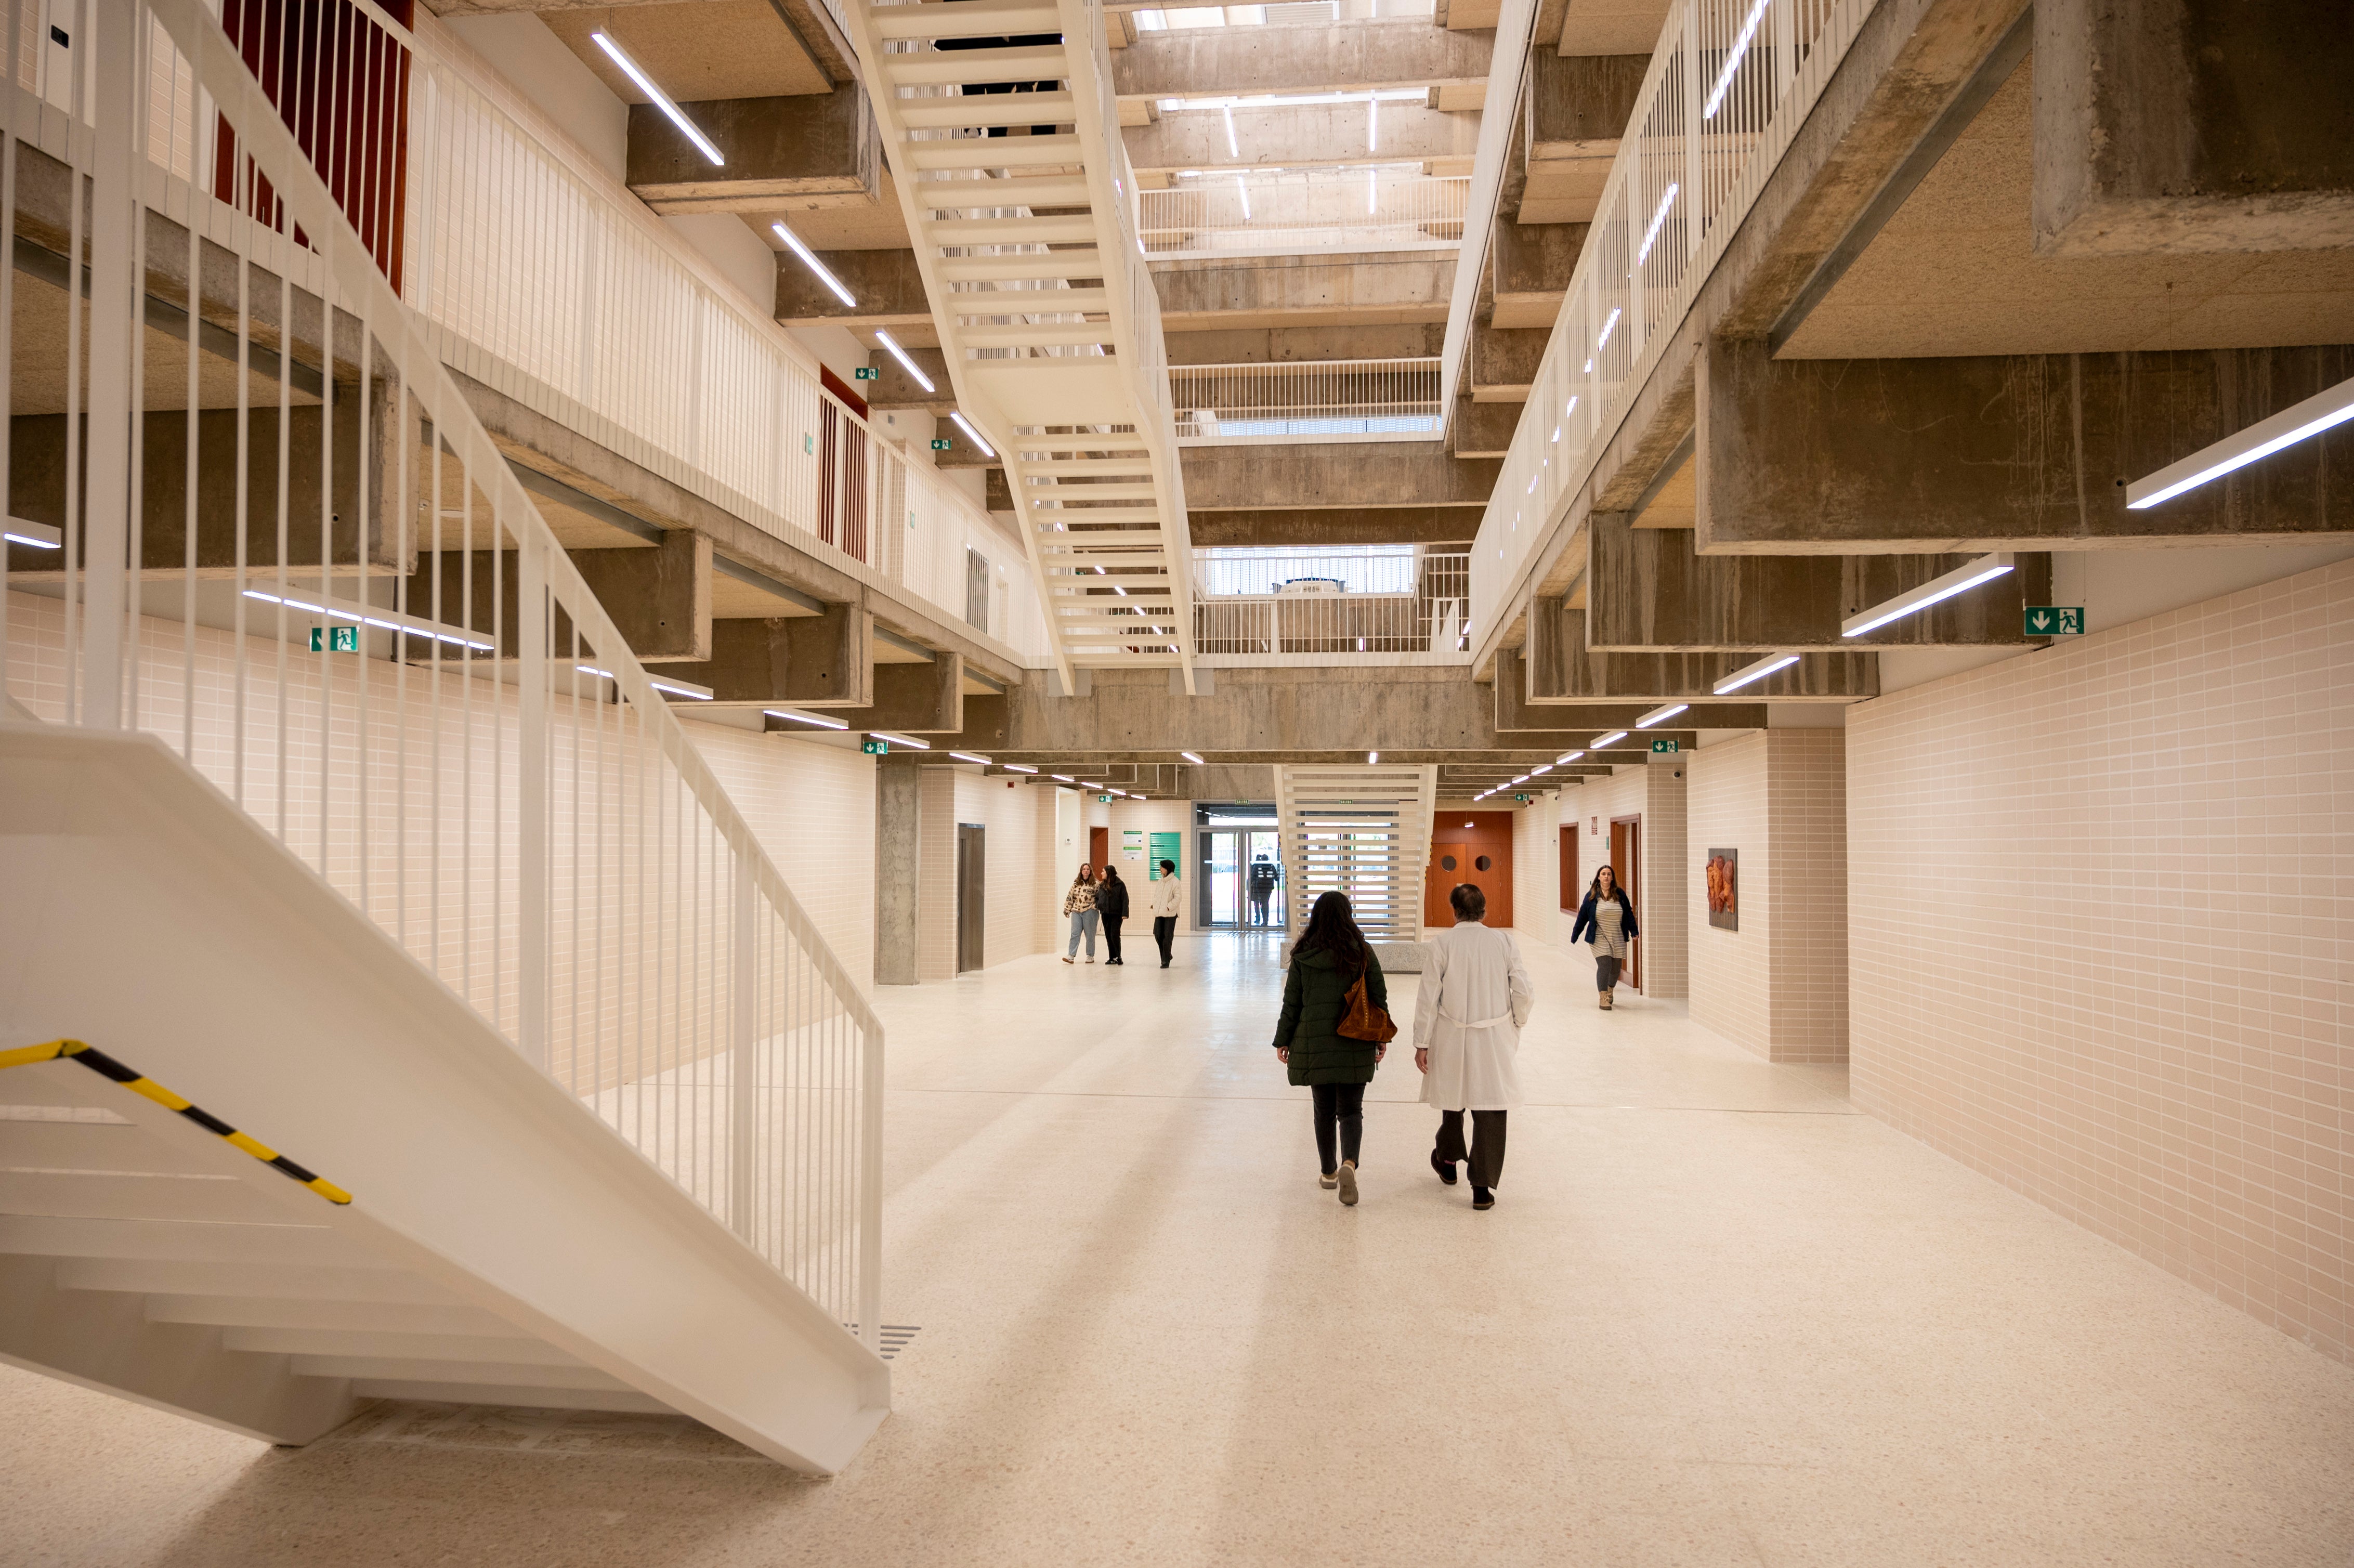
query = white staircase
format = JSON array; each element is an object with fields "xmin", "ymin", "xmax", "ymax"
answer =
[
  {"xmin": 1272, "ymin": 764, "xmax": 1441, "ymax": 961},
  {"xmin": 845, "ymin": 0, "xmax": 1198, "ymax": 692}
]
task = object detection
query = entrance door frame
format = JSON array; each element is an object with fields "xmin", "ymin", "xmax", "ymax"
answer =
[
  {"xmin": 1559, "ymin": 825, "xmax": 1578, "ymax": 913},
  {"xmin": 1609, "ymin": 814, "xmax": 1642, "ymax": 990},
  {"xmin": 955, "ymin": 822, "xmax": 986, "ymax": 974}
]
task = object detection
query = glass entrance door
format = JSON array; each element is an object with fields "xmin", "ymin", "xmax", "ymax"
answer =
[{"xmin": 1198, "ymin": 825, "xmax": 1286, "ymax": 929}]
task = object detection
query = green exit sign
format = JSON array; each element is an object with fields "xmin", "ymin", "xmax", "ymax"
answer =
[
  {"xmin": 1513, "ymin": 792, "xmax": 1531, "ymax": 803},
  {"xmin": 310, "ymin": 625, "xmax": 358, "ymax": 652},
  {"xmin": 853, "ymin": 366, "xmax": 878, "ymax": 381},
  {"xmin": 931, "ymin": 438, "xmax": 952, "ymax": 451},
  {"xmin": 861, "ymin": 739, "xmax": 888, "ymax": 755},
  {"xmin": 2025, "ymin": 605, "xmax": 2084, "ymax": 636},
  {"xmin": 1650, "ymin": 738, "xmax": 1680, "ymax": 753}
]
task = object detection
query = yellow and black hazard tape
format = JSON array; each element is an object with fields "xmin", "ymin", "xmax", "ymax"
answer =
[{"xmin": 0, "ymin": 1039, "xmax": 352, "ymax": 1205}]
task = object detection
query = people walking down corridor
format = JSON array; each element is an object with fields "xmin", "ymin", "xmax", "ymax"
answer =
[
  {"xmin": 1569, "ymin": 865, "xmax": 1639, "ymax": 1009},
  {"xmin": 1415, "ymin": 883, "xmax": 1533, "ymax": 1211},
  {"xmin": 1062, "ymin": 865, "xmax": 1100, "ymax": 964},
  {"xmin": 1273, "ymin": 891, "xmax": 1390, "ymax": 1207},
  {"xmin": 1095, "ymin": 864, "xmax": 1131, "ymax": 965},
  {"xmin": 1145, "ymin": 858, "xmax": 1182, "ymax": 967}
]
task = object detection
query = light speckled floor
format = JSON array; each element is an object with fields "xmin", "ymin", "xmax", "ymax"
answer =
[{"xmin": 6, "ymin": 933, "xmax": 2351, "ymax": 1567}]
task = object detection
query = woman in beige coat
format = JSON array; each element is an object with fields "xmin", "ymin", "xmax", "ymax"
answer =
[{"xmin": 1413, "ymin": 883, "xmax": 1534, "ymax": 1210}]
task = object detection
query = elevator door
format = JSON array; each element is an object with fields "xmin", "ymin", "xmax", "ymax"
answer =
[{"xmin": 956, "ymin": 824, "xmax": 986, "ymax": 974}]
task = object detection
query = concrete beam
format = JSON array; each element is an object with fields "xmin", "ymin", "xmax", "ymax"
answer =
[
  {"xmin": 1468, "ymin": 321, "xmax": 1546, "ymax": 401},
  {"xmin": 1164, "ymin": 322, "xmax": 1448, "ymax": 365},
  {"xmin": 658, "ymin": 607, "xmax": 875, "ymax": 707},
  {"xmin": 1112, "ymin": 21, "xmax": 1493, "ymax": 98},
  {"xmin": 1521, "ymin": 53, "xmax": 1646, "ymax": 223},
  {"xmin": 1495, "ymin": 647, "xmax": 1767, "ymax": 730},
  {"xmin": 1181, "ymin": 442, "xmax": 1499, "ymax": 511},
  {"xmin": 1488, "ymin": 214, "xmax": 1585, "ymax": 328},
  {"xmin": 1447, "ymin": 397, "xmax": 1523, "ymax": 459},
  {"xmin": 792, "ymin": 653, "xmax": 964, "ymax": 734},
  {"xmin": 1556, "ymin": 0, "xmax": 1673, "ymax": 57},
  {"xmin": 1187, "ymin": 508, "xmax": 1481, "ymax": 546},
  {"xmin": 568, "ymin": 530, "xmax": 713, "ymax": 663},
  {"xmin": 863, "ymin": 344, "xmax": 956, "ymax": 413},
  {"xmin": 1701, "ymin": 335, "xmax": 2354, "ymax": 553},
  {"xmin": 1124, "ymin": 102, "xmax": 1479, "ymax": 173},
  {"xmin": 1587, "ymin": 509, "xmax": 2053, "ymax": 650},
  {"xmin": 1527, "ymin": 602, "xmax": 1876, "ymax": 702},
  {"xmin": 1154, "ymin": 252, "xmax": 1456, "ymax": 333},
  {"xmin": 2032, "ymin": 0, "xmax": 2354, "ymax": 257},
  {"xmin": 775, "ymin": 249, "xmax": 930, "ymax": 329},
  {"xmin": 626, "ymin": 92, "xmax": 878, "ymax": 214}
]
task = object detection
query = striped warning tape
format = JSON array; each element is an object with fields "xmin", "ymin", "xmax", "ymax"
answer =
[{"xmin": 0, "ymin": 1039, "xmax": 352, "ymax": 1205}]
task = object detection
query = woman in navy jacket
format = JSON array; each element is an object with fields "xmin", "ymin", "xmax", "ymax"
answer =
[{"xmin": 1568, "ymin": 866, "xmax": 1639, "ymax": 1010}]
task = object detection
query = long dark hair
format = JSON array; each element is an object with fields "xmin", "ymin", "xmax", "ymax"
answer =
[
  {"xmin": 1588, "ymin": 866, "xmax": 1630, "ymax": 905},
  {"xmin": 1293, "ymin": 890, "xmax": 1369, "ymax": 972}
]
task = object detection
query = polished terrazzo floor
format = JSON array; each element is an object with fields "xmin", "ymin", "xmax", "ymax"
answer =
[{"xmin": 6, "ymin": 932, "xmax": 2351, "ymax": 1566}]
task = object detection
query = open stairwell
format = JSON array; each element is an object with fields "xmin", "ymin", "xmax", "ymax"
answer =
[
  {"xmin": 844, "ymin": 0, "xmax": 1198, "ymax": 691},
  {"xmin": 1272, "ymin": 764, "xmax": 1440, "ymax": 967}
]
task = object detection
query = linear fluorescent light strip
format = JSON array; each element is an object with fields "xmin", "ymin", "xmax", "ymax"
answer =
[
  {"xmin": 870, "ymin": 731, "xmax": 931, "ymax": 750},
  {"xmin": 1235, "ymin": 176, "xmax": 1251, "ymax": 219},
  {"xmin": 875, "ymin": 330, "xmax": 933, "ymax": 394},
  {"xmin": 1591, "ymin": 730, "xmax": 1628, "ymax": 747},
  {"xmin": 949, "ymin": 411, "xmax": 997, "ymax": 459},
  {"xmin": 1634, "ymin": 182, "xmax": 1680, "ymax": 268},
  {"xmin": 1052, "ymin": 773, "xmax": 1075, "ymax": 782},
  {"xmin": 242, "ymin": 589, "xmax": 494, "ymax": 652},
  {"xmin": 1003, "ymin": 764, "xmax": 1038, "ymax": 774},
  {"xmin": 1636, "ymin": 703, "xmax": 1688, "ymax": 729},
  {"xmin": 5, "ymin": 517, "xmax": 61, "ymax": 548},
  {"xmin": 579, "ymin": 664, "xmax": 714, "ymax": 701},
  {"xmin": 2126, "ymin": 373, "xmax": 2354, "ymax": 509},
  {"xmin": 1715, "ymin": 652, "xmax": 1799, "ymax": 694},
  {"xmin": 1702, "ymin": 0, "xmax": 1773, "ymax": 120},
  {"xmin": 1181, "ymin": 751, "xmax": 1204, "ymax": 764},
  {"xmin": 592, "ymin": 32, "xmax": 723, "ymax": 166},
  {"xmin": 765, "ymin": 708, "xmax": 847, "ymax": 729},
  {"xmin": 1557, "ymin": 750, "xmax": 1584, "ymax": 763},
  {"xmin": 1841, "ymin": 553, "xmax": 2015, "ymax": 638},
  {"xmin": 773, "ymin": 221, "xmax": 855, "ymax": 308},
  {"xmin": 950, "ymin": 751, "xmax": 991, "ymax": 764},
  {"xmin": 1223, "ymin": 104, "xmax": 1238, "ymax": 156},
  {"xmin": 1597, "ymin": 306, "xmax": 1623, "ymax": 350}
]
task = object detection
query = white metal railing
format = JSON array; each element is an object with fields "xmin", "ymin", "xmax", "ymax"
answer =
[
  {"xmin": 4, "ymin": 0, "xmax": 884, "ymax": 1349},
  {"xmin": 1468, "ymin": 0, "xmax": 1877, "ymax": 651},
  {"xmin": 1193, "ymin": 547, "xmax": 1470, "ymax": 659},
  {"xmin": 1139, "ymin": 168, "xmax": 1467, "ymax": 258},
  {"xmin": 1173, "ymin": 357, "xmax": 1441, "ymax": 442}
]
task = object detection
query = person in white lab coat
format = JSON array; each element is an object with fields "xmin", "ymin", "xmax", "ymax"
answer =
[
  {"xmin": 1413, "ymin": 882, "xmax": 1534, "ymax": 1210},
  {"xmin": 1144, "ymin": 858, "xmax": 1184, "ymax": 968}
]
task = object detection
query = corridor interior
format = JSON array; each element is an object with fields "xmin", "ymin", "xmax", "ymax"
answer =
[{"xmin": 7, "ymin": 937, "xmax": 2349, "ymax": 1567}]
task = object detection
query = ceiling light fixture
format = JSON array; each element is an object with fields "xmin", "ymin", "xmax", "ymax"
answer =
[
  {"xmin": 949, "ymin": 410, "xmax": 997, "ymax": 459},
  {"xmin": 2127, "ymin": 373, "xmax": 2354, "ymax": 509},
  {"xmin": 1592, "ymin": 730, "xmax": 1628, "ymax": 747},
  {"xmin": 1235, "ymin": 175, "xmax": 1251, "ymax": 219},
  {"xmin": 874, "ymin": 330, "xmax": 934, "ymax": 394},
  {"xmin": 578, "ymin": 665, "xmax": 714, "ymax": 700},
  {"xmin": 1367, "ymin": 89, "xmax": 1378, "ymax": 153},
  {"xmin": 1557, "ymin": 750, "xmax": 1584, "ymax": 764},
  {"xmin": 593, "ymin": 32, "xmax": 723, "ymax": 165},
  {"xmin": 871, "ymin": 731, "xmax": 931, "ymax": 750},
  {"xmin": 771, "ymin": 221, "xmax": 855, "ymax": 307},
  {"xmin": 764, "ymin": 708, "xmax": 849, "ymax": 730},
  {"xmin": 240, "ymin": 588, "xmax": 495, "ymax": 652},
  {"xmin": 1841, "ymin": 552, "xmax": 2015, "ymax": 638},
  {"xmin": 5, "ymin": 518, "xmax": 61, "ymax": 548},
  {"xmin": 1367, "ymin": 750, "xmax": 1378, "ymax": 764},
  {"xmin": 1532, "ymin": 764, "xmax": 1553, "ymax": 775},
  {"xmin": 1003, "ymin": 763, "xmax": 1039, "ymax": 774},
  {"xmin": 1702, "ymin": 0, "xmax": 1773, "ymax": 120},
  {"xmin": 1597, "ymin": 306, "xmax": 1623, "ymax": 350},
  {"xmin": 1181, "ymin": 750, "xmax": 1205, "ymax": 764},
  {"xmin": 949, "ymin": 751, "xmax": 991, "ymax": 764},
  {"xmin": 1052, "ymin": 773, "xmax": 1075, "ymax": 782},
  {"xmin": 1715, "ymin": 652, "xmax": 1800, "ymax": 694},
  {"xmin": 1223, "ymin": 103, "xmax": 1238, "ymax": 156},
  {"xmin": 1634, "ymin": 182, "xmax": 1680, "ymax": 267},
  {"xmin": 1636, "ymin": 702, "xmax": 1688, "ymax": 729}
]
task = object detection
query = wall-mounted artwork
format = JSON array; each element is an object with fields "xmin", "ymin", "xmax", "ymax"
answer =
[{"xmin": 1706, "ymin": 848, "xmax": 1738, "ymax": 931}]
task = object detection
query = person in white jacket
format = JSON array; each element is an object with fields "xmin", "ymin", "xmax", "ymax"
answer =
[
  {"xmin": 1413, "ymin": 882, "xmax": 1534, "ymax": 1210},
  {"xmin": 1143, "ymin": 858, "xmax": 1184, "ymax": 968}
]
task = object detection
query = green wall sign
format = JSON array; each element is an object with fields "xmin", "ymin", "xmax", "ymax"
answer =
[{"xmin": 2025, "ymin": 606, "xmax": 2084, "ymax": 636}]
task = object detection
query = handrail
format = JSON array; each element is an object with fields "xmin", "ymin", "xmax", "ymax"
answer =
[{"xmin": 17, "ymin": 0, "xmax": 886, "ymax": 1352}]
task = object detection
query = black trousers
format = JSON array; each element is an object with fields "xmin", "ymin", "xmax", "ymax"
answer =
[
  {"xmin": 1249, "ymin": 894, "xmax": 1270, "ymax": 925},
  {"xmin": 1153, "ymin": 916, "xmax": 1176, "ymax": 964},
  {"xmin": 1312, "ymin": 1082, "xmax": 1366, "ymax": 1174},
  {"xmin": 1102, "ymin": 916, "xmax": 1124, "ymax": 962},
  {"xmin": 1596, "ymin": 954, "xmax": 1623, "ymax": 991},
  {"xmin": 1436, "ymin": 1109, "xmax": 1507, "ymax": 1190}
]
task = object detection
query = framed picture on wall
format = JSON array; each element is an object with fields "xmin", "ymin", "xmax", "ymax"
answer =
[{"xmin": 1706, "ymin": 848, "xmax": 1738, "ymax": 931}]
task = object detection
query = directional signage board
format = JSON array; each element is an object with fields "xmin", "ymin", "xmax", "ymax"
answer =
[
  {"xmin": 1650, "ymin": 738, "xmax": 1680, "ymax": 753},
  {"xmin": 1513, "ymin": 792, "xmax": 1531, "ymax": 803},
  {"xmin": 861, "ymin": 739, "xmax": 888, "ymax": 755},
  {"xmin": 853, "ymin": 366, "xmax": 878, "ymax": 381},
  {"xmin": 310, "ymin": 625, "xmax": 358, "ymax": 652},
  {"xmin": 931, "ymin": 438, "xmax": 952, "ymax": 450},
  {"xmin": 2025, "ymin": 606, "xmax": 2084, "ymax": 636}
]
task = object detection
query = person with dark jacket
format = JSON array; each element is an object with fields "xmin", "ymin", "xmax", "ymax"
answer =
[
  {"xmin": 1095, "ymin": 864, "xmax": 1131, "ymax": 964},
  {"xmin": 1568, "ymin": 865, "xmax": 1639, "ymax": 1009},
  {"xmin": 1272, "ymin": 891, "xmax": 1389, "ymax": 1207}
]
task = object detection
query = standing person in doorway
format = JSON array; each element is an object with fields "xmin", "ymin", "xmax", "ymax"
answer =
[
  {"xmin": 1570, "ymin": 865, "xmax": 1639, "ymax": 1009},
  {"xmin": 1415, "ymin": 883, "xmax": 1533, "ymax": 1211},
  {"xmin": 1273, "ymin": 891, "xmax": 1388, "ymax": 1207},
  {"xmin": 1248, "ymin": 853, "xmax": 1280, "ymax": 927},
  {"xmin": 1095, "ymin": 864, "xmax": 1131, "ymax": 965},
  {"xmin": 1145, "ymin": 858, "xmax": 1182, "ymax": 968},
  {"xmin": 1062, "ymin": 865, "xmax": 1100, "ymax": 964}
]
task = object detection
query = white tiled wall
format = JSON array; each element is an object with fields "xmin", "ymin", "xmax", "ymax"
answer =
[
  {"xmin": 1557, "ymin": 763, "xmax": 1686, "ymax": 997},
  {"xmin": 1689, "ymin": 735, "xmax": 1771, "ymax": 1054},
  {"xmin": 1849, "ymin": 556, "xmax": 2354, "ymax": 1364}
]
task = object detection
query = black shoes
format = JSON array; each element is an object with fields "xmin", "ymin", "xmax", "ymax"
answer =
[
  {"xmin": 1471, "ymin": 1187, "xmax": 1495, "ymax": 1211},
  {"xmin": 1431, "ymin": 1149, "xmax": 1458, "ymax": 1186}
]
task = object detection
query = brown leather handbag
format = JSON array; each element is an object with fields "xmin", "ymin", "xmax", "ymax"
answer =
[{"xmin": 1337, "ymin": 963, "xmax": 1398, "ymax": 1044}]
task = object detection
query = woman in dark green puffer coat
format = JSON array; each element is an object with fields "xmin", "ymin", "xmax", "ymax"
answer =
[{"xmin": 1273, "ymin": 891, "xmax": 1389, "ymax": 1207}]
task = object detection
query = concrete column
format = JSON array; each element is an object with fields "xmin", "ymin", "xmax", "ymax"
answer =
[{"xmin": 874, "ymin": 752, "xmax": 924, "ymax": 986}]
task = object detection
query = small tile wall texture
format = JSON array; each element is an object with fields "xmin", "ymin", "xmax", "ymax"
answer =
[
  {"xmin": 1766, "ymin": 730, "xmax": 1848, "ymax": 1063},
  {"xmin": 1849, "ymin": 555, "xmax": 2353, "ymax": 1364},
  {"xmin": 1689, "ymin": 735, "xmax": 1773, "ymax": 1056}
]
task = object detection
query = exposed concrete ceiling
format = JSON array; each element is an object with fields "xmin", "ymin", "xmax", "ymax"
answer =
[
  {"xmin": 748, "ymin": 171, "xmax": 913, "ymax": 252},
  {"xmin": 538, "ymin": 1, "xmax": 833, "ymax": 103},
  {"xmin": 1781, "ymin": 57, "xmax": 2354, "ymax": 359},
  {"xmin": 1555, "ymin": 0, "xmax": 1669, "ymax": 57}
]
